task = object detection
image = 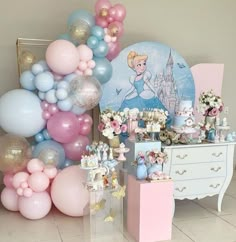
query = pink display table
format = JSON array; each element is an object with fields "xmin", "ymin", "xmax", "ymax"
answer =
[{"xmin": 127, "ymin": 175, "xmax": 173, "ymax": 242}]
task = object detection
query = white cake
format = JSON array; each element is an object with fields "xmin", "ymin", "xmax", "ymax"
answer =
[
  {"xmin": 81, "ymin": 155, "xmax": 99, "ymax": 168},
  {"xmin": 173, "ymin": 100, "xmax": 195, "ymax": 128}
]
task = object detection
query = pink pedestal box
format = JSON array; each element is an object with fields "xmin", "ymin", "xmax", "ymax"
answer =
[{"xmin": 127, "ymin": 175, "xmax": 173, "ymax": 242}]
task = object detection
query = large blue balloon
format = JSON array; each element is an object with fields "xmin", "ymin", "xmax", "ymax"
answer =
[
  {"xmin": 91, "ymin": 26, "xmax": 105, "ymax": 40},
  {"xmin": 32, "ymin": 140, "xmax": 65, "ymax": 168},
  {"xmin": 93, "ymin": 57, "xmax": 113, "ymax": 84},
  {"xmin": 20, "ymin": 70, "xmax": 36, "ymax": 91},
  {"xmin": 67, "ymin": 10, "xmax": 95, "ymax": 28}
]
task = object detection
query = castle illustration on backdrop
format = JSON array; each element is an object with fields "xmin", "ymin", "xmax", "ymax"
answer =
[{"xmin": 153, "ymin": 49, "xmax": 179, "ymax": 115}]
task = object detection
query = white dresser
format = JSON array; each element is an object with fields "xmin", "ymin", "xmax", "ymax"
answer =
[{"xmin": 163, "ymin": 142, "xmax": 235, "ymax": 212}]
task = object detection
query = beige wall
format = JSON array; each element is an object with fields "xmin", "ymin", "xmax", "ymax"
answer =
[{"xmin": 0, "ymin": 1, "xmax": 236, "ymax": 140}]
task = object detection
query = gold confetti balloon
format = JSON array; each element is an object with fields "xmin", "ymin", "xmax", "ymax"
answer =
[
  {"xmin": 0, "ymin": 134, "xmax": 32, "ymax": 173},
  {"xmin": 19, "ymin": 50, "xmax": 36, "ymax": 70}
]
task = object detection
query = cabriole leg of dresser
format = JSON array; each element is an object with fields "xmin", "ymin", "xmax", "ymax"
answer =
[{"xmin": 217, "ymin": 193, "xmax": 224, "ymax": 212}]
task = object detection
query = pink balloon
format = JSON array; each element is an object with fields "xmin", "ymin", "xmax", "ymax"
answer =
[
  {"xmin": 80, "ymin": 113, "xmax": 93, "ymax": 126},
  {"xmin": 42, "ymin": 111, "xmax": 51, "ymax": 120},
  {"xmin": 108, "ymin": 7, "xmax": 117, "ymax": 18},
  {"xmin": 78, "ymin": 123, "xmax": 92, "ymax": 136},
  {"xmin": 74, "ymin": 69, "xmax": 83, "ymax": 76},
  {"xmin": 27, "ymin": 158, "xmax": 44, "ymax": 173},
  {"xmin": 53, "ymin": 73, "xmax": 63, "ymax": 81},
  {"xmin": 12, "ymin": 172, "xmax": 29, "ymax": 189},
  {"xmin": 28, "ymin": 171, "xmax": 50, "ymax": 192},
  {"xmin": 106, "ymin": 16, "xmax": 114, "ymax": 24},
  {"xmin": 108, "ymin": 21, "xmax": 124, "ymax": 38},
  {"xmin": 78, "ymin": 61, "xmax": 88, "ymax": 71},
  {"xmin": 87, "ymin": 60, "xmax": 96, "ymax": 69},
  {"xmin": 95, "ymin": 16, "xmax": 108, "ymax": 28},
  {"xmin": 17, "ymin": 187, "xmax": 24, "ymax": 196},
  {"xmin": 23, "ymin": 188, "xmax": 33, "ymax": 198},
  {"xmin": 47, "ymin": 112, "xmax": 79, "ymax": 143},
  {"xmin": 43, "ymin": 165, "xmax": 58, "ymax": 179},
  {"xmin": 21, "ymin": 181, "xmax": 29, "ymax": 189},
  {"xmin": 63, "ymin": 135, "xmax": 89, "ymax": 161},
  {"xmin": 41, "ymin": 101, "xmax": 50, "ymax": 111},
  {"xmin": 48, "ymin": 104, "xmax": 59, "ymax": 115},
  {"xmin": 113, "ymin": 3, "xmax": 126, "ymax": 22},
  {"xmin": 46, "ymin": 40, "xmax": 80, "ymax": 75},
  {"xmin": 95, "ymin": 0, "xmax": 112, "ymax": 15},
  {"xmin": 1, "ymin": 188, "xmax": 19, "ymax": 211},
  {"xmin": 84, "ymin": 68, "xmax": 93, "ymax": 76},
  {"xmin": 51, "ymin": 166, "xmax": 89, "ymax": 216},
  {"xmin": 77, "ymin": 45, "xmax": 93, "ymax": 62},
  {"xmin": 106, "ymin": 41, "xmax": 121, "ymax": 61},
  {"xmin": 3, "ymin": 173, "xmax": 14, "ymax": 188},
  {"xmin": 18, "ymin": 191, "xmax": 52, "ymax": 220}
]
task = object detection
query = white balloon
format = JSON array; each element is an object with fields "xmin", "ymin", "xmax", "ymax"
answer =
[{"xmin": 0, "ymin": 89, "xmax": 46, "ymax": 137}]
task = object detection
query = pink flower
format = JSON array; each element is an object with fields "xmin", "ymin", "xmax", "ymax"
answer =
[
  {"xmin": 121, "ymin": 124, "xmax": 128, "ymax": 133},
  {"xmin": 219, "ymin": 105, "xmax": 224, "ymax": 112},
  {"xmin": 208, "ymin": 107, "xmax": 219, "ymax": 117},
  {"xmin": 98, "ymin": 123, "xmax": 105, "ymax": 132},
  {"xmin": 114, "ymin": 128, "xmax": 121, "ymax": 135},
  {"xmin": 156, "ymin": 157, "xmax": 164, "ymax": 164},
  {"xmin": 111, "ymin": 120, "xmax": 120, "ymax": 129}
]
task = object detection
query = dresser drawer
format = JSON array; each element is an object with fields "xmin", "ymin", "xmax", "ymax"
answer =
[
  {"xmin": 174, "ymin": 178, "xmax": 225, "ymax": 198},
  {"xmin": 171, "ymin": 146, "xmax": 226, "ymax": 164},
  {"xmin": 170, "ymin": 162, "xmax": 226, "ymax": 181}
]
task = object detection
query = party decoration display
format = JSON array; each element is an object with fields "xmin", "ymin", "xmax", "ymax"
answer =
[
  {"xmin": 0, "ymin": 89, "xmax": 46, "ymax": 137},
  {"xmin": 0, "ymin": 134, "xmax": 31, "ymax": 173},
  {"xmin": 51, "ymin": 166, "xmax": 89, "ymax": 217}
]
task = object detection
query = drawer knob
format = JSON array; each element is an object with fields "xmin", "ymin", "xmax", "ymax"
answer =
[
  {"xmin": 176, "ymin": 154, "xmax": 188, "ymax": 159},
  {"xmin": 175, "ymin": 187, "xmax": 186, "ymax": 192},
  {"xmin": 210, "ymin": 167, "xmax": 221, "ymax": 172},
  {"xmin": 176, "ymin": 170, "xmax": 187, "ymax": 175},
  {"xmin": 209, "ymin": 184, "xmax": 220, "ymax": 189},
  {"xmin": 212, "ymin": 152, "xmax": 223, "ymax": 157}
]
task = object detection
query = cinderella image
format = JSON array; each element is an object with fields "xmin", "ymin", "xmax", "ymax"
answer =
[{"xmin": 120, "ymin": 51, "xmax": 167, "ymax": 111}]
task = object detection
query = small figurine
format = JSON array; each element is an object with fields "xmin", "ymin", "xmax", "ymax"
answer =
[
  {"xmin": 226, "ymin": 133, "xmax": 234, "ymax": 142},
  {"xmin": 136, "ymin": 153, "xmax": 147, "ymax": 180},
  {"xmin": 111, "ymin": 170, "xmax": 119, "ymax": 189},
  {"xmin": 102, "ymin": 175, "xmax": 109, "ymax": 187}
]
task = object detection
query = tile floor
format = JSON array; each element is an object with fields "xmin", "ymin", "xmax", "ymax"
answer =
[{"xmin": 1, "ymin": 175, "xmax": 236, "ymax": 242}]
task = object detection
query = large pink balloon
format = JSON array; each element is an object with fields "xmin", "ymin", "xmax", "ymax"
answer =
[
  {"xmin": 113, "ymin": 3, "xmax": 126, "ymax": 22},
  {"xmin": 63, "ymin": 135, "xmax": 89, "ymax": 161},
  {"xmin": 46, "ymin": 40, "xmax": 80, "ymax": 75},
  {"xmin": 3, "ymin": 173, "xmax": 14, "ymax": 188},
  {"xmin": 106, "ymin": 41, "xmax": 121, "ymax": 61},
  {"xmin": 47, "ymin": 112, "xmax": 79, "ymax": 143},
  {"xmin": 1, "ymin": 188, "xmax": 19, "ymax": 211},
  {"xmin": 51, "ymin": 166, "xmax": 89, "ymax": 217},
  {"xmin": 18, "ymin": 191, "xmax": 52, "ymax": 220},
  {"xmin": 95, "ymin": 0, "xmax": 112, "ymax": 15},
  {"xmin": 28, "ymin": 172, "xmax": 50, "ymax": 192}
]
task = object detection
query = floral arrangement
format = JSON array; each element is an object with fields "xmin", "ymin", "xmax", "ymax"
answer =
[
  {"xmin": 123, "ymin": 108, "xmax": 140, "ymax": 120},
  {"xmin": 198, "ymin": 90, "xmax": 224, "ymax": 117},
  {"xmin": 98, "ymin": 109, "xmax": 127, "ymax": 139},
  {"xmin": 146, "ymin": 149, "xmax": 168, "ymax": 165}
]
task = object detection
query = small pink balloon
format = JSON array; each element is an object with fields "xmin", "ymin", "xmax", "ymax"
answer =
[
  {"xmin": 96, "ymin": 16, "xmax": 108, "ymax": 28},
  {"xmin": 108, "ymin": 21, "xmax": 124, "ymax": 38},
  {"xmin": 113, "ymin": 3, "xmax": 126, "ymax": 22},
  {"xmin": 28, "ymin": 171, "xmax": 50, "ymax": 192},
  {"xmin": 21, "ymin": 181, "xmax": 29, "ymax": 189},
  {"xmin": 78, "ymin": 123, "xmax": 92, "ymax": 136},
  {"xmin": 3, "ymin": 173, "xmax": 14, "ymax": 188},
  {"xmin": 63, "ymin": 135, "xmax": 89, "ymax": 161},
  {"xmin": 87, "ymin": 60, "xmax": 96, "ymax": 69},
  {"xmin": 106, "ymin": 41, "xmax": 121, "ymax": 61},
  {"xmin": 84, "ymin": 68, "xmax": 93, "ymax": 76},
  {"xmin": 74, "ymin": 69, "xmax": 83, "ymax": 76},
  {"xmin": 108, "ymin": 7, "xmax": 117, "ymax": 18},
  {"xmin": 12, "ymin": 172, "xmax": 29, "ymax": 189},
  {"xmin": 53, "ymin": 73, "xmax": 63, "ymax": 81},
  {"xmin": 106, "ymin": 16, "xmax": 114, "ymax": 23},
  {"xmin": 48, "ymin": 104, "xmax": 59, "ymax": 115},
  {"xmin": 47, "ymin": 111, "xmax": 79, "ymax": 143},
  {"xmin": 43, "ymin": 165, "xmax": 58, "ymax": 179},
  {"xmin": 1, "ymin": 188, "xmax": 19, "ymax": 211},
  {"xmin": 18, "ymin": 191, "xmax": 52, "ymax": 220},
  {"xmin": 17, "ymin": 187, "xmax": 24, "ymax": 196},
  {"xmin": 41, "ymin": 101, "xmax": 50, "ymax": 111},
  {"xmin": 104, "ymin": 35, "xmax": 112, "ymax": 43},
  {"xmin": 27, "ymin": 158, "xmax": 45, "ymax": 173},
  {"xmin": 46, "ymin": 40, "xmax": 80, "ymax": 75},
  {"xmin": 95, "ymin": 0, "xmax": 112, "ymax": 15},
  {"xmin": 77, "ymin": 45, "xmax": 93, "ymax": 62},
  {"xmin": 42, "ymin": 111, "xmax": 51, "ymax": 120},
  {"xmin": 78, "ymin": 61, "xmax": 88, "ymax": 71},
  {"xmin": 23, "ymin": 187, "xmax": 33, "ymax": 198},
  {"xmin": 81, "ymin": 113, "xmax": 93, "ymax": 126}
]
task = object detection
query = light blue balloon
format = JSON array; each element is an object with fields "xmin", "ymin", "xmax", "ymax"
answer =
[
  {"xmin": 57, "ymin": 98, "xmax": 73, "ymax": 111},
  {"xmin": 32, "ymin": 140, "xmax": 65, "ymax": 168},
  {"xmin": 61, "ymin": 159, "xmax": 75, "ymax": 169},
  {"xmin": 56, "ymin": 88, "xmax": 68, "ymax": 100},
  {"xmin": 87, "ymin": 36, "xmax": 99, "ymax": 49},
  {"xmin": 93, "ymin": 57, "xmax": 113, "ymax": 84},
  {"xmin": 91, "ymin": 26, "xmax": 105, "ymax": 40},
  {"xmin": 64, "ymin": 73, "xmax": 77, "ymax": 83},
  {"xmin": 57, "ymin": 80, "xmax": 70, "ymax": 91},
  {"xmin": 67, "ymin": 10, "xmax": 95, "ymax": 28},
  {"xmin": 31, "ymin": 63, "xmax": 44, "ymax": 75},
  {"xmin": 42, "ymin": 129, "xmax": 51, "ymax": 140},
  {"xmin": 37, "ymin": 60, "xmax": 49, "ymax": 71},
  {"xmin": 71, "ymin": 105, "xmax": 86, "ymax": 115},
  {"xmin": 35, "ymin": 132, "xmax": 44, "ymax": 143},
  {"xmin": 35, "ymin": 71, "xmax": 54, "ymax": 92},
  {"xmin": 93, "ymin": 41, "xmax": 109, "ymax": 58},
  {"xmin": 45, "ymin": 89, "xmax": 57, "ymax": 104},
  {"xmin": 20, "ymin": 70, "xmax": 36, "ymax": 91},
  {"xmin": 58, "ymin": 33, "xmax": 72, "ymax": 41},
  {"xmin": 38, "ymin": 91, "xmax": 45, "ymax": 100}
]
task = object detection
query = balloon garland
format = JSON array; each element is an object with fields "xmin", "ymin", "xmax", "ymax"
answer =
[{"xmin": 0, "ymin": 0, "xmax": 126, "ymax": 220}]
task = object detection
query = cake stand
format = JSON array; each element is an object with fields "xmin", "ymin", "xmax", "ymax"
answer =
[
  {"xmin": 171, "ymin": 126, "xmax": 197, "ymax": 143},
  {"xmin": 114, "ymin": 143, "xmax": 130, "ymax": 161}
]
